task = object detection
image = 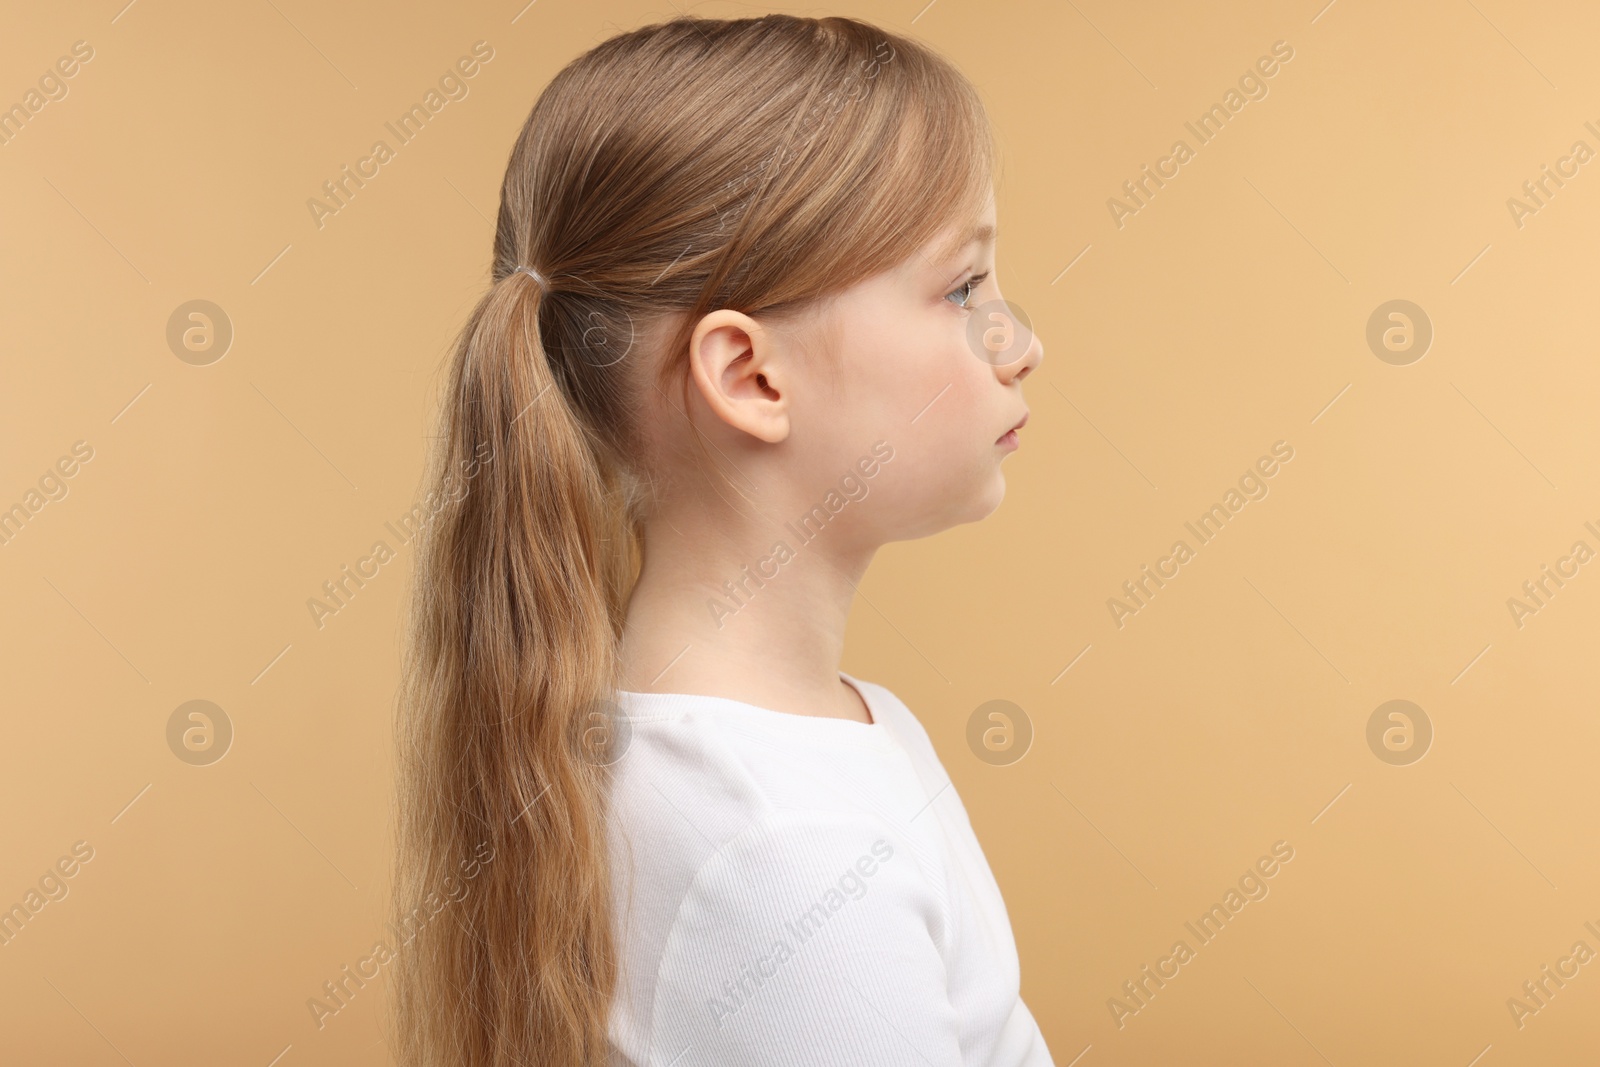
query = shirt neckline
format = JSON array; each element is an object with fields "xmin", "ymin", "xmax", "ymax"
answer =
[{"xmin": 614, "ymin": 670, "xmax": 895, "ymax": 747}]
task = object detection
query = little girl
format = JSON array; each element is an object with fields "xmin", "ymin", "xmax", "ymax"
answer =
[{"xmin": 392, "ymin": 14, "xmax": 1050, "ymax": 1066}]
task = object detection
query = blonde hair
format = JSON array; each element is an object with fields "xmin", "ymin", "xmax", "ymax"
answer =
[{"xmin": 390, "ymin": 14, "xmax": 995, "ymax": 1066}]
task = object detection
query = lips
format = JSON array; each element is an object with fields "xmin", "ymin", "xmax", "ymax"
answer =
[{"xmin": 998, "ymin": 410, "xmax": 1029, "ymax": 442}]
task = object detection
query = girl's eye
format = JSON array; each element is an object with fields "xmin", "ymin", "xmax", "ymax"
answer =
[{"xmin": 945, "ymin": 271, "xmax": 989, "ymax": 308}]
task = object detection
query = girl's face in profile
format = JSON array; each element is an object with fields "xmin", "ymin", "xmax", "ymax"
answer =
[
  {"xmin": 669, "ymin": 183, "xmax": 1044, "ymax": 553},
  {"xmin": 784, "ymin": 186, "xmax": 1045, "ymax": 545}
]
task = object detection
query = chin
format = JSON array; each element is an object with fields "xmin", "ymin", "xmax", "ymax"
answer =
[
  {"xmin": 978, "ymin": 470, "xmax": 1007, "ymax": 517},
  {"xmin": 892, "ymin": 461, "xmax": 1008, "ymax": 538},
  {"xmin": 953, "ymin": 472, "xmax": 1007, "ymax": 528}
]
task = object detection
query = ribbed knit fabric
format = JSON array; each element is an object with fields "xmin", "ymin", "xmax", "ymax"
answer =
[{"xmin": 605, "ymin": 670, "xmax": 1055, "ymax": 1066}]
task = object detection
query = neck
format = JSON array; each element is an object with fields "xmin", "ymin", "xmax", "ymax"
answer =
[{"xmin": 618, "ymin": 505, "xmax": 876, "ymax": 720}]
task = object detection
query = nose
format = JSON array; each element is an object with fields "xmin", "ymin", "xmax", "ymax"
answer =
[{"xmin": 995, "ymin": 314, "xmax": 1043, "ymax": 385}]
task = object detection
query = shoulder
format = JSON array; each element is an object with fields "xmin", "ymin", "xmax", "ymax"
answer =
[
  {"xmin": 847, "ymin": 674, "xmax": 989, "ymax": 848},
  {"xmin": 675, "ymin": 807, "xmax": 919, "ymax": 906},
  {"xmin": 605, "ymin": 712, "xmax": 773, "ymax": 885},
  {"xmin": 605, "ymin": 699, "xmax": 876, "ymax": 905},
  {"xmin": 604, "ymin": 678, "xmax": 961, "ymax": 959},
  {"xmin": 646, "ymin": 808, "xmax": 960, "ymax": 1057},
  {"xmin": 606, "ymin": 677, "xmax": 932, "ymax": 876},
  {"xmin": 660, "ymin": 806, "xmax": 941, "ymax": 959},
  {"xmin": 848, "ymin": 673, "xmax": 949, "ymax": 773}
]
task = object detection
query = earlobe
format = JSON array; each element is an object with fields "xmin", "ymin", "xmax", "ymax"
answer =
[{"xmin": 686, "ymin": 310, "xmax": 791, "ymax": 444}]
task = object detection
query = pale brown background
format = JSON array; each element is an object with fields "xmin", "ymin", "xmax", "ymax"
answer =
[{"xmin": 3, "ymin": 0, "xmax": 1598, "ymax": 1063}]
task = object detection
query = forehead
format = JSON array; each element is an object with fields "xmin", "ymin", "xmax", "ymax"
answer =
[
  {"xmin": 924, "ymin": 187, "xmax": 999, "ymax": 266},
  {"xmin": 856, "ymin": 215, "xmax": 997, "ymax": 301},
  {"xmin": 929, "ymin": 220, "xmax": 998, "ymax": 266}
]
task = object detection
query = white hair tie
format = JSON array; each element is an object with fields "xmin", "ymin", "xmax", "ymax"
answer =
[{"xmin": 512, "ymin": 265, "xmax": 549, "ymax": 292}]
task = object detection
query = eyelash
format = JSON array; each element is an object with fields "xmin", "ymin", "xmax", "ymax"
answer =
[{"xmin": 945, "ymin": 271, "xmax": 989, "ymax": 309}]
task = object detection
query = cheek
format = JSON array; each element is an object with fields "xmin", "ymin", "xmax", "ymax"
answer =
[
  {"xmin": 893, "ymin": 317, "xmax": 990, "ymax": 413},
  {"xmin": 837, "ymin": 324, "xmax": 944, "ymax": 423},
  {"xmin": 839, "ymin": 342, "xmax": 1005, "ymax": 531},
  {"xmin": 902, "ymin": 334, "xmax": 991, "ymax": 439},
  {"xmin": 832, "ymin": 303, "xmax": 989, "ymax": 452},
  {"xmin": 898, "ymin": 373, "xmax": 992, "ymax": 477}
]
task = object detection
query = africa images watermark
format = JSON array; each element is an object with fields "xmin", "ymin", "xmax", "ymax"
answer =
[
  {"xmin": 305, "ymin": 838, "xmax": 495, "ymax": 1030},
  {"xmin": 0, "ymin": 439, "xmax": 95, "ymax": 549},
  {"xmin": 1106, "ymin": 440, "xmax": 1295, "ymax": 629},
  {"xmin": 1505, "ymin": 119, "xmax": 1600, "ymax": 230},
  {"xmin": 306, "ymin": 440, "xmax": 494, "ymax": 630},
  {"xmin": 707, "ymin": 440, "xmax": 895, "ymax": 629},
  {"xmin": 1107, "ymin": 39, "xmax": 1295, "ymax": 229},
  {"xmin": 706, "ymin": 838, "xmax": 896, "ymax": 1028},
  {"xmin": 0, "ymin": 840, "xmax": 96, "ymax": 949},
  {"xmin": 1504, "ymin": 919, "xmax": 1600, "ymax": 1030},
  {"xmin": 1504, "ymin": 518, "xmax": 1600, "ymax": 629},
  {"xmin": 305, "ymin": 40, "xmax": 495, "ymax": 230},
  {"xmin": 710, "ymin": 40, "xmax": 895, "ymax": 243},
  {"xmin": 0, "ymin": 39, "xmax": 95, "ymax": 148},
  {"xmin": 1108, "ymin": 839, "xmax": 1296, "ymax": 1029}
]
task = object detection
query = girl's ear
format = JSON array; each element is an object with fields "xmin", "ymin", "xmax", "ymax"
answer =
[{"xmin": 685, "ymin": 309, "xmax": 790, "ymax": 444}]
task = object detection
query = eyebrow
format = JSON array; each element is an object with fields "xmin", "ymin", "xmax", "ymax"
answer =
[{"xmin": 934, "ymin": 221, "xmax": 998, "ymax": 264}]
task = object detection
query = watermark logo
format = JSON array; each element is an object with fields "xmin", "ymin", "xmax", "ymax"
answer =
[
  {"xmin": 166, "ymin": 300, "xmax": 233, "ymax": 366},
  {"xmin": 1365, "ymin": 299, "xmax": 1431, "ymax": 366},
  {"xmin": 167, "ymin": 699, "xmax": 233, "ymax": 766},
  {"xmin": 964, "ymin": 297, "xmax": 1035, "ymax": 366},
  {"xmin": 575, "ymin": 695, "xmax": 633, "ymax": 766},
  {"xmin": 966, "ymin": 699, "xmax": 1033, "ymax": 766},
  {"xmin": 1365, "ymin": 699, "xmax": 1431, "ymax": 766},
  {"xmin": 569, "ymin": 305, "xmax": 635, "ymax": 369}
]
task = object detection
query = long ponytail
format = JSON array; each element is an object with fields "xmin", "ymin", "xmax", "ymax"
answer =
[{"xmin": 390, "ymin": 264, "xmax": 639, "ymax": 1064}]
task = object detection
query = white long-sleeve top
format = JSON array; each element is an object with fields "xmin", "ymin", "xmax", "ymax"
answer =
[{"xmin": 604, "ymin": 670, "xmax": 1056, "ymax": 1066}]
